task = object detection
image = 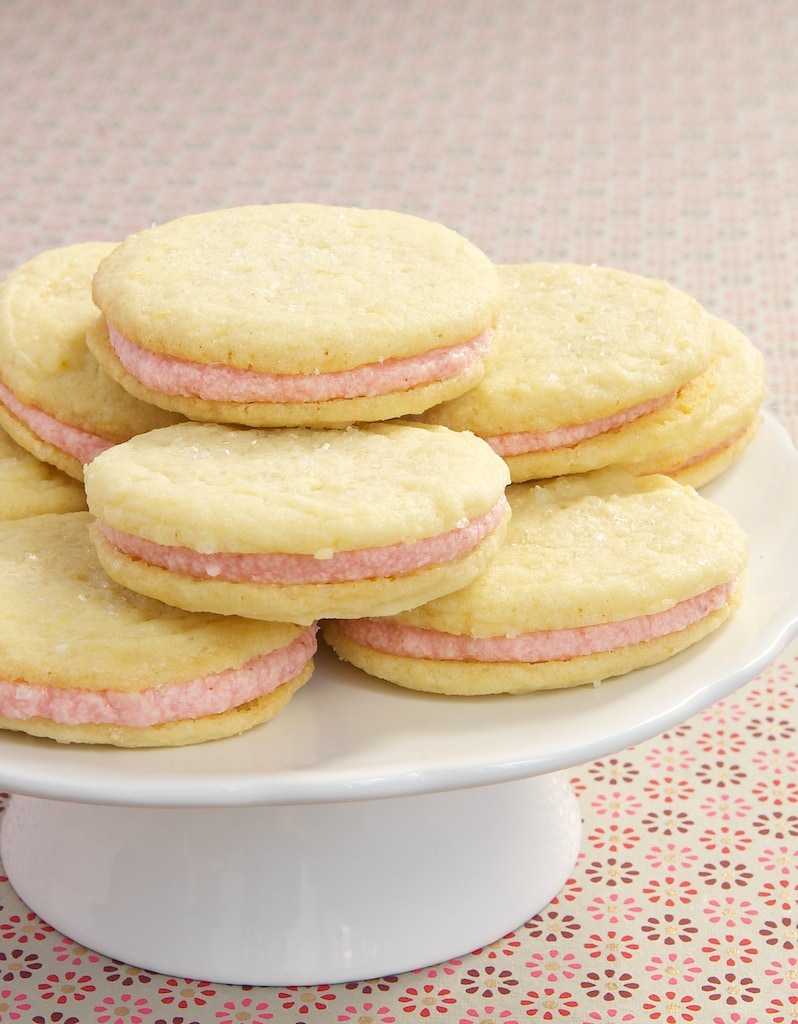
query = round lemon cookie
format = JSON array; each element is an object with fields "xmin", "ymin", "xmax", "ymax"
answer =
[
  {"xmin": 88, "ymin": 204, "xmax": 502, "ymax": 427},
  {"xmin": 417, "ymin": 262, "xmax": 715, "ymax": 481},
  {"xmin": 0, "ymin": 243, "xmax": 182, "ymax": 481},
  {"xmin": 618, "ymin": 315, "xmax": 766, "ymax": 487},
  {"xmin": 0, "ymin": 513, "xmax": 316, "ymax": 747},
  {"xmin": 84, "ymin": 420, "xmax": 512, "ymax": 624},
  {"xmin": 323, "ymin": 471, "xmax": 748, "ymax": 695},
  {"xmin": 0, "ymin": 424, "xmax": 86, "ymax": 520}
]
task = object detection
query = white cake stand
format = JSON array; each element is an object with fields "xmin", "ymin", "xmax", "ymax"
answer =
[{"xmin": 1, "ymin": 413, "xmax": 797, "ymax": 986}]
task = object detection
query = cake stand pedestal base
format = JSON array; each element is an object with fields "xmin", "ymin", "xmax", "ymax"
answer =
[{"xmin": 0, "ymin": 771, "xmax": 581, "ymax": 985}]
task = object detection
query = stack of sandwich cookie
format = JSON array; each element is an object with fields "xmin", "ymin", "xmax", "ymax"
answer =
[
  {"xmin": 87, "ymin": 204, "xmax": 502, "ymax": 427},
  {"xmin": 0, "ymin": 243, "xmax": 182, "ymax": 481},
  {"xmin": 0, "ymin": 513, "xmax": 316, "ymax": 747},
  {"xmin": 323, "ymin": 470, "xmax": 748, "ymax": 695}
]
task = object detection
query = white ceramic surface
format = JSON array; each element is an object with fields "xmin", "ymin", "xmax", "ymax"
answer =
[
  {"xmin": 1, "ymin": 772, "xmax": 582, "ymax": 985},
  {"xmin": 0, "ymin": 413, "xmax": 795, "ymax": 809}
]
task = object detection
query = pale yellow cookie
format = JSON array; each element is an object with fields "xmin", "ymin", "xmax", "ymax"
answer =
[
  {"xmin": 83, "ymin": 420, "xmax": 511, "ymax": 624},
  {"xmin": 617, "ymin": 315, "xmax": 766, "ymax": 487},
  {"xmin": 0, "ymin": 512, "xmax": 316, "ymax": 746},
  {"xmin": 323, "ymin": 471, "xmax": 748, "ymax": 694},
  {"xmin": 417, "ymin": 263, "xmax": 715, "ymax": 481},
  {"xmin": 0, "ymin": 424, "xmax": 86, "ymax": 520},
  {"xmin": 88, "ymin": 204, "xmax": 502, "ymax": 426},
  {"xmin": 0, "ymin": 243, "xmax": 181, "ymax": 480}
]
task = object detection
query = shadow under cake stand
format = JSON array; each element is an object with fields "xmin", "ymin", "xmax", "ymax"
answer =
[{"xmin": 0, "ymin": 413, "xmax": 796, "ymax": 986}]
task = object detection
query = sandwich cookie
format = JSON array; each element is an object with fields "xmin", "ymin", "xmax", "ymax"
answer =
[
  {"xmin": 0, "ymin": 424, "xmax": 86, "ymax": 521},
  {"xmin": 87, "ymin": 204, "xmax": 502, "ymax": 427},
  {"xmin": 84, "ymin": 420, "xmax": 512, "ymax": 625},
  {"xmin": 0, "ymin": 243, "xmax": 182, "ymax": 481},
  {"xmin": 418, "ymin": 263, "xmax": 715, "ymax": 481},
  {"xmin": 0, "ymin": 513, "xmax": 316, "ymax": 747},
  {"xmin": 323, "ymin": 470, "xmax": 748, "ymax": 695},
  {"xmin": 618, "ymin": 315, "xmax": 766, "ymax": 488}
]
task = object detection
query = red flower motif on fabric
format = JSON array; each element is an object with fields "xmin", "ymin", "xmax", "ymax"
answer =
[
  {"xmin": 458, "ymin": 964, "xmax": 518, "ymax": 998},
  {"xmin": 701, "ymin": 934, "xmax": 759, "ymax": 966},
  {"xmin": 646, "ymin": 844, "xmax": 699, "ymax": 870},
  {"xmin": 641, "ymin": 874, "xmax": 698, "ymax": 906},
  {"xmin": 644, "ymin": 952, "xmax": 702, "ymax": 984},
  {"xmin": 589, "ymin": 790, "xmax": 642, "ymax": 817},
  {"xmin": 579, "ymin": 968, "xmax": 639, "ymax": 1000},
  {"xmin": 641, "ymin": 914, "xmax": 699, "ymax": 944},
  {"xmin": 525, "ymin": 911, "xmax": 581, "ymax": 942},
  {"xmin": 751, "ymin": 777, "xmax": 798, "ymax": 804},
  {"xmin": 765, "ymin": 956, "xmax": 798, "ymax": 988},
  {"xmin": 586, "ymin": 758, "xmax": 639, "ymax": 785},
  {"xmin": 93, "ymin": 993, "xmax": 153, "ymax": 1024},
  {"xmin": 699, "ymin": 794, "xmax": 752, "ymax": 820},
  {"xmin": 700, "ymin": 972, "xmax": 761, "ymax": 1004},
  {"xmin": 0, "ymin": 948, "xmax": 42, "ymax": 982},
  {"xmin": 759, "ymin": 878, "xmax": 796, "ymax": 911},
  {"xmin": 397, "ymin": 983, "xmax": 457, "ymax": 1016},
  {"xmin": 38, "ymin": 971, "xmax": 96, "ymax": 1003},
  {"xmin": 697, "ymin": 859, "xmax": 754, "ymax": 888},
  {"xmin": 643, "ymin": 776, "xmax": 694, "ymax": 802},
  {"xmin": 582, "ymin": 931, "xmax": 639, "ymax": 962},
  {"xmin": 759, "ymin": 844, "xmax": 798, "ymax": 874},
  {"xmin": 640, "ymin": 809, "xmax": 695, "ymax": 835},
  {"xmin": 156, "ymin": 978, "xmax": 217, "ymax": 1008},
  {"xmin": 584, "ymin": 857, "xmax": 639, "ymax": 886},
  {"xmin": 585, "ymin": 823, "xmax": 640, "ymax": 851},
  {"xmin": 586, "ymin": 892, "xmax": 642, "ymax": 923},
  {"xmin": 0, "ymin": 912, "xmax": 52, "ymax": 944},
  {"xmin": 644, "ymin": 747, "xmax": 696, "ymax": 771},
  {"xmin": 213, "ymin": 995, "xmax": 274, "ymax": 1023},
  {"xmin": 765, "ymin": 994, "xmax": 798, "ymax": 1022},
  {"xmin": 276, "ymin": 986, "xmax": 336, "ymax": 1014},
  {"xmin": 694, "ymin": 761, "xmax": 747, "ymax": 788},
  {"xmin": 519, "ymin": 987, "xmax": 579, "ymax": 1018},
  {"xmin": 704, "ymin": 896, "xmax": 758, "ymax": 929},
  {"xmin": 759, "ymin": 916, "xmax": 798, "ymax": 949},
  {"xmin": 641, "ymin": 989, "xmax": 702, "ymax": 1021},
  {"xmin": 525, "ymin": 948, "xmax": 582, "ymax": 982},
  {"xmin": 699, "ymin": 827, "xmax": 753, "ymax": 854},
  {"xmin": 0, "ymin": 988, "xmax": 32, "ymax": 1022}
]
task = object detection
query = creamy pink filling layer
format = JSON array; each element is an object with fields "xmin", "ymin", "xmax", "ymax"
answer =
[
  {"xmin": 96, "ymin": 498, "xmax": 508, "ymax": 584},
  {"xmin": 668, "ymin": 426, "xmax": 748, "ymax": 473},
  {"xmin": 337, "ymin": 581, "xmax": 735, "ymax": 663},
  {"xmin": 486, "ymin": 392, "xmax": 675, "ymax": 456},
  {"xmin": 0, "ymin": 626, "xmax": 317, "ymax": 728},
  {"xmin": 0, "ymin": 376, "xmax": 113, "ymax": 463},
  {"xmin": 107, "ymin": 321, "xmax": 492, "ymax": 403}
]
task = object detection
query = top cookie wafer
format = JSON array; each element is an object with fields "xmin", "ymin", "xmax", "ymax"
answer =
[{"xmin": 88, "ymin": 204, "xmax": 502, "ymax": 427}]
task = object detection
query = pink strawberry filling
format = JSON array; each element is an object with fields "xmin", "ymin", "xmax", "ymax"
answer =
[
  {"xmin": 486, "ymin": 392, "xmax": 675, "ymax": 456},
  {"xmin": 337, "ymin": 581, "xmax": 735, "ymax": 663},
  {"xmin": 0, "ymin": 626, "xmax": 317, "ymax": 728},
  {"xmin": 107, "ymin": 321, "xmax": 492, "ymax": 403},
  {"xmin": 667, "ymin": 426, "xmax": 749, "ymax": 473},
  {"xmin": 0, "ymin": 376, "xmax": 113, "ymax": 463},
  {"xmin": 95, "ymin": 498, "xmax": 509, "ymax": 584}
]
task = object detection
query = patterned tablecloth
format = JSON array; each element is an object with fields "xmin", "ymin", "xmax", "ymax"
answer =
[{"xmin": 1, "ymin": 1, "xmax": 797, "ymax": 1021}]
